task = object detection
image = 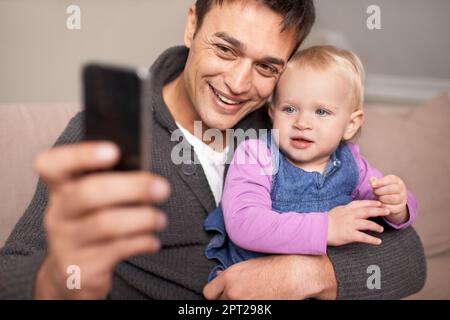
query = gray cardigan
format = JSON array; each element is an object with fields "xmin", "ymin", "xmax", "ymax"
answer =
[{"xmin": 0, "ymin": 47, "xmax": 426, "ymax": 299}]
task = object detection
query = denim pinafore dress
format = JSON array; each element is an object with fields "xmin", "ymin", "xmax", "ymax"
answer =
[{"xmin": 204, "ymin": 135, "xmax": 359, "ymax": 281}]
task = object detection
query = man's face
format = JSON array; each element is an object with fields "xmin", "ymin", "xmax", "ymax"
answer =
[{"xmin": 183, "ymin": 0, "xmax": 298, "ymax": 131}]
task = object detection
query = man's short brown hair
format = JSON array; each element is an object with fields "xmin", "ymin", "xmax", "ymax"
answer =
[{"xmin": 194, "ymin": 0, "xmax": 315, "ymax": 56}]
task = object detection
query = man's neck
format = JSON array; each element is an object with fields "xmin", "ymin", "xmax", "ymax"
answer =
[
  {"xmin": 163, "ymin": 73, "xmax": 197, "ymax": 133},
  {"xmin": 162, "ymin": 73, "xmax": 227, "ymax": 151}
]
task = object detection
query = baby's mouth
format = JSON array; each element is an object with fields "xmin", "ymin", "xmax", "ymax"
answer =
[
  {"xmin": 290, "ymin": 137, "xmax": 314, "ymax": 149},
  {"xmin": 291, "ymin": 137, "xmax": 313, "ymax": 143}
]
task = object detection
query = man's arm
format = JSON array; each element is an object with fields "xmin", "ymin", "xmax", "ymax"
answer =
[
  {"xmin": 1, "ymin": 111, "xmax": 170, "ymax": 300},
  {"xmin": 0, "ymin": 113, "xmax": 84, "ymax": 299},
  {"xmin": 204, "ymin": 224, "xmax": 426, "ymax": 300},
  {"xmin": 204, "ymin": 253, "xmax": 337, "ymax": 300},
  {"xmin": 327, "ymin": 224, "xmax": 426, "ymax": 299}
]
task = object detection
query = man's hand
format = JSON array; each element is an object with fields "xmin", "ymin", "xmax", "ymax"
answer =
[
  {"xmin": 327, "ymin": 200, "xmax": 389, "ymax": 246},
  {"xmin": 203, "ymin": 255, "xmax": 337, "ymax": 300},
  {"xmin": 370, "ymin": 175, "xmax": 409, "ymax": 225},
  {"xmin": 33, "ymin": 141, "xmax": 170, "ymax": 299}
]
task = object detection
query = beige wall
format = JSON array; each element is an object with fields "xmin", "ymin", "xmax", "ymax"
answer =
[
  {"xmin": 309, "ymin": 0, "xmax": 450, "ymax": 79},
  {"xmin": 0, "ymin": 0, "xmax": 192, "ymax": 103},
  {"xmin": 1, "ymin": 0, "xmax": 449, "ymax": 104},
  {"xmin": 305, "ymin": 0, "xmax": 450, "ymax": 103}
]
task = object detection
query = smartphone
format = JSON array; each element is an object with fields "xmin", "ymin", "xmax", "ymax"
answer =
[{"xmin": 83, "ymin": 63, "xmax": 152, "ymax": 171}]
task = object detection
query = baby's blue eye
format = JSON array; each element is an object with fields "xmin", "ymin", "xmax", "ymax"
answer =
[
  {"xmin": 316, "ymin": 108, "xmax": 330, "ymax": 116},
  {"xmin": 284, "ymin": 106, "xmax": 297, "ymax": 114}
]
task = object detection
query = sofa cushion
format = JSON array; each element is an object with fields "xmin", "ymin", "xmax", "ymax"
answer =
[
  {"xmin": 359, "ymin": 93, "xmax": 450, "ymax": 257},
  {"xmin": 0, "ymin": 104, "xmax": 80, "ymax": 246},
  {"xmin": 359, "ymin": 93, "xmax": 450, "ymax": 299}
]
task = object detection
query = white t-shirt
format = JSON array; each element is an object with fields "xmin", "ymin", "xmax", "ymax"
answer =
[{"xmin": 176, "ymin": 123, "xmax": 229, "ymax": 206}]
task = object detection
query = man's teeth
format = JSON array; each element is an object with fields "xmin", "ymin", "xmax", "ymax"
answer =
[
  {"xmin": 213, "ymin": 87, "xmax": 241, "ymax": 105},
  {"xmin": 218, "ymin": 94, "xmax": 240, "ymax": 105}
]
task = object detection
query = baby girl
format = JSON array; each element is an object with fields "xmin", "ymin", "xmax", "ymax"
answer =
[{"xmin": 204, "ymin": 45, "xmax": 417, "ymax": 281}]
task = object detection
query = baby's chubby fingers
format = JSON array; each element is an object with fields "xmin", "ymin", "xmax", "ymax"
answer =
[
  {"xmin": 372, "ymin": 183, "xmax": 402, "ymax": 197},
  {"xmin": 370, "ymin": 175, "xmax": 402, "ymax": 189},
  {"xmin": 354, "ymin": 231, "xmax": 382, "ymax": 246},
  {"xmin": 379, "ymin": 194, "xmax": 404, "ymax": 205},
  {"xmin": 356, "ymin": 219, "xmax": 384, "ymax": 233}
]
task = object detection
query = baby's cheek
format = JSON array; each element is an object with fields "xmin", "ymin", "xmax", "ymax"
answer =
[{"xmin": 270, "ymin": 120, "xmax": 284, "ymax": 137}]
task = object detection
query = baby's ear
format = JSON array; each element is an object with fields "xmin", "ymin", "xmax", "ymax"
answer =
[
  {"xmin": 268, "ymin": 105, "xmax": 274, "ymax": 121},
  {"xmin": 343, "ymin": 110, "xmax": 365, "ymax": 141}
]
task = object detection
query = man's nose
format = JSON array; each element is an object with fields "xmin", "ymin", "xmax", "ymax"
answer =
[{"xmin": 224, "ymin": 60, "xmax": 252, "ymax": 95}]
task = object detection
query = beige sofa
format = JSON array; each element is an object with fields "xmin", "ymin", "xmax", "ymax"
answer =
[{"xmin": 1, "ymin": 94, "xmax": 449, "ymax": 299}]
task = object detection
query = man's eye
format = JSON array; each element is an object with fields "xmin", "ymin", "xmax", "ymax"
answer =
[
  {"xmin": 316, "ymin": 108, "xmax": 330, "ymax": 116},
  {"xmin": 216, "ymin": 44, "xmax": 233, "ymax": 55},
  {"xmin": 257, "ymin": 64, "xmax": 278, "ymax": 76}
]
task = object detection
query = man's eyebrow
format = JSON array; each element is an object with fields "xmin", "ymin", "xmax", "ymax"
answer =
[
  {"xmin": 213, "ymin": 32, "xmax": 245, "ymax": 51},
  {"xmin": 259, "ymin": 56, "xmax": 285, "ymax": 68},
  {"xmin": 213, "ymin": 32, "xmax": 286, "ymax": 68}
]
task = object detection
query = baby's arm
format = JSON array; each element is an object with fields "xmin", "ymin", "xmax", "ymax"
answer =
[
  {"xmin": 221, "ymin": 139, "xmax": 328, "ymax": 255},
  {"xmin": 348, "ymin": 143, "xmax": 418, "ymax": 229}
]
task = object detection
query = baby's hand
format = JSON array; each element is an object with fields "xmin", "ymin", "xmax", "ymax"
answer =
[
  {"xmin": 370, "ymin": 175, "xmax": 409, "ymax": 225},
  {"xmin": 328, "ymin": 200, "xmax": 389, "ymax": 246}
]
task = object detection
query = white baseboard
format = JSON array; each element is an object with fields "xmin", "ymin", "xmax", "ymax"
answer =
[{"xmin": 365, "ymin": 74, "xmax": 450, "ymax": 103}]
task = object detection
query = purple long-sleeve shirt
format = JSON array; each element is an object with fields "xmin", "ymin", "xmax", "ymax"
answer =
[{"xmin": 221, "ymin": 139, "xmax": 418, "ymax": 255}]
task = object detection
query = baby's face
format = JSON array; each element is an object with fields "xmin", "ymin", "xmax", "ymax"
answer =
[{"xmin": 270, "ymin": 64, "xmax": 357, "ymax": 171}]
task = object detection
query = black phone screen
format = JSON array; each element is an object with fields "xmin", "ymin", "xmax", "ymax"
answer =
[{"xmin": 83, "ymin": 64, "xmax": 151, "ymax": 171}]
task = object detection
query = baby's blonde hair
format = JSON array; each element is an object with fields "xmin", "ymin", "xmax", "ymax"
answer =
[{"xmin": 288, "ymin": 45, "xmax": 365, "ymax": 112}]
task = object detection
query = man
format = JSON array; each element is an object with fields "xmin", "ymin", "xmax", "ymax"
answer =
[{"xmin": 0, "ymin": 0, "xmax": 425, "ymax": 299}]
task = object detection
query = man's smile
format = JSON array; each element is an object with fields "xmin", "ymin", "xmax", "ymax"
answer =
[{"xmin": 208, "ymin": 83, "xmax": 249, "ymax": 114}]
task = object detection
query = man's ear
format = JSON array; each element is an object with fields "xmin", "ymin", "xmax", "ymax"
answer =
[
  {"xmin": 184, "ymin": 5, "xmax": 197, "ymax": 49},
  {"xmin": 343, "ymin": 110, "xmax": 364, "ymax": 140}
]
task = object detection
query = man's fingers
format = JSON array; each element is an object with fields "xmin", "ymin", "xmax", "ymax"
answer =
[
  {"xmin": 356, "ymin": 206, "xmax": 390, "ymax": 219},
  {"xmin": 35, "ymin": 142, "xmax": 119, "ymax": 185},
  {"xmin": 355, "ymin": 231, "xmax": 382, "ymax": 245},
  {"xmin": 203, "ymin": 273, "xmax": 226, "ymax": 300},
  {"xmin": 59, "ymin": 172, "xmax": 170, "ymax": 217},
  {"xmin": 105, "ymin": 234, "xmax": 162, "ymax": 266},
  {"xmin": 356, "ymin": 219, "xmax": 384, "ymax": 233},
  {"xmin": 74, "ymin": 206, "xmax": 168, "ymax": 246}
]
